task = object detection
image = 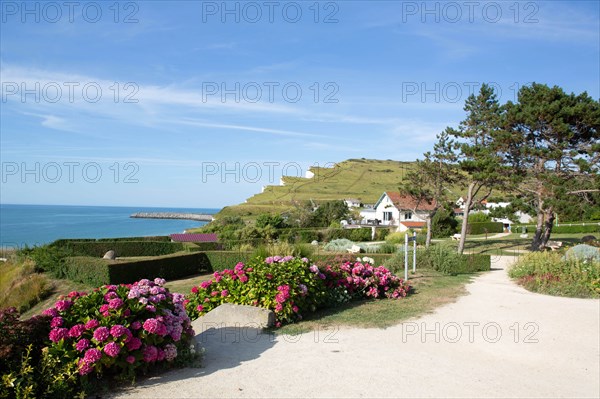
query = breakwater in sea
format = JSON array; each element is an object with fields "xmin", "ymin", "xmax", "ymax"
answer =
[{"xmin": 130, "ymin": 212, "xmax": 214, "ymax": 222}]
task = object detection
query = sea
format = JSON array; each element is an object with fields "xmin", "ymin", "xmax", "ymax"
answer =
[{"xmin": 0, "ymin": 204, "xmax": 220, "ymax": 249}]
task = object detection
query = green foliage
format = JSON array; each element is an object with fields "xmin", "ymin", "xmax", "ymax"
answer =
[
  {"xmin": 24, "ymin": 245, "xmax": 73, "ymax": 278},
  {"xmin": 551, "ymin": 224, "xmax": 600, "ymax": 234},
  {"xmin": 385, "ymin": 232, "xmax": 405, "ymax": 245},
  {"xmin": 509, "ymin": 251, "xmax": 600, "ymax": 298},
  {"xmin": 375, "ymin": 228, "xmax": 391, "ymax": 240},
  {"xmin": 62, "ymin": 257, "xmax": 112, "ymax": 286},
  {"xmin": 431, "ymin": 206, "xmax": 459, "ymax": 238},
  {"xmin": 203, "ymin": 251, "xmax": 254, "ymax": 272},
  {"xmin": 310, "ymin": 200, "xmax": 350, "ymax": 227},
  {"xmin": 255, "ymin": 214, "xmax": 287, "ymax": 229},
  {"xmin": 468, "ymin": 212, "xmax": 491, "ymax": 223},
  {"xmin": 466, "ymin": 222, "xmax": 504, "ymax": 235},
  {"xmin": 0, "ymin": 261, "xmax": 53, "ymax": 314},
  {"xmin": 383, "ymin": 245, "xmax": 490, "ymax": 275},
  {"xmin": 108, "ymin": 253, "xmax": 212, "ymax": 284}
]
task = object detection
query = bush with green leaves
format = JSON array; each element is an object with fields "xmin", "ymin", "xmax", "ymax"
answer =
[
  {"xmin": 324, "ymin": 239, "xmax": 355, "ymax": 252},
  {"xmin": 509, "ymin": 251, "xmax": 600, "ymax": 298}
]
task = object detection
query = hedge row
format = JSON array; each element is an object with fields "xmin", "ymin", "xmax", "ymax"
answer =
[
  {"xmin": 466, "ymin": 222, "xmax": 504, "ymax": 235},
  {"xmin": 52, "ymin": 236, "xmax": 171, "ymax": 245},
  {"xmin": 278, "ymin": 227, "xmax": 391, "ymax": 243},
  {"xmin": 552, "ymin": 224, "xmax": 599, "ymax": 234},
  {"xmin": 62, "ymin": 252, "xmax": 212, "ymax": 285},
  {"xmin": 52, "ymin": 241, "xmax": 187, "ymax": 257}
]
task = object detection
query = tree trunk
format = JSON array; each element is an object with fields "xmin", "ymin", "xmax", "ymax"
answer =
[
  {"xmin": 530, "ymin": 197, "xmax": 545, "ymax": 251},
  {"xmin": 540, "ymin": 208, "xmax": 555, "ymax": 248},
  {"xmin": 425, "ymin": 215, "xmax": 432, "ymax": 248},
  {"xmin": 457, "ymin": 182, "xmax": 475, "ymax": 254}
]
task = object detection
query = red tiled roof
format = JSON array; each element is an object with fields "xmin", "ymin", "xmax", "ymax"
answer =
[
  {"xmin": 400, "ymin": 221, "xmax": 426, "ymax": 228},
  {"xmin": 169, "ymin": 233, "xmax": 218, "ymax": 243},
  {"xmin": 385, "ymin": 192, "xmax": 437, "ymax": 211}
]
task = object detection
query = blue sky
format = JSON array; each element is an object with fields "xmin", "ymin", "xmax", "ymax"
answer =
[{"xmin": 1, "ymin": 0, "xmax": 598, "ymax": 208}]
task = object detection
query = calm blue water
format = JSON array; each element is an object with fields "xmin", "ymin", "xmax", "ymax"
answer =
[{"xmin": 0, "ymin": 204, "xmax": 220, "ymax": 248}]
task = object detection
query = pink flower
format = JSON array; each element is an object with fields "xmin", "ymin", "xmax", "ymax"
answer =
[
  {"xmin": 68, "ymin": 324, "xmax": 85, "ymax": 338},
  {"xmin": 49, "ymin": 328, "xmax": 68, "ymax": 343},
  {"xmin": 146, "ymin": 305, "xmax": 156, "ymax": 312},
  {"xmin": 50, "ymin": 317, "xmax": 64, "ymax": 328},
  {"xmin": 196, "ymin": 305, "xmax": 204, "ymax": 312},
  {"xmin": 126, "ymin": 355, "xmax": 136, "ymax": 364},
  {"xmin": 78, "ymin": 359, "xmax": 93, "ymax": 375},
  {"xmin": 93, "ymin": 326, "xmax": 110, "ymax": 342},
  {"xmin": 143, "ymin": 345, "xmax": 158, "ymax": 362},
  {"xmin": 75, "ymin": 339, "xmax": 90, "ymax": 352},
  {"xmin": 131, "ymin": 321, "xmax": 142, "ymax": 330},
  {"xmin": 240, "ymin": 275, "xmax": 249, "ymax": 283},
  {"xmin": 154, "ymin": 277, "xmax": 166, "ymax": 286},
  {"xmin": 99, "ymin": 304, "xmax": 109, "ymax": 313},
  {"xmin": 110, "ymin": 324, "xmax": 128, "ymax": 338},
  {"xmin": 104, "ymin": 291, "xmax": 118, "ymax": 301},
  {"xmin": 164, "ymin": 344, "xmax": 177, "ymax": 361},
  {"xmin": 85, "ymin": 319, "xmax": 100, "ymax": 330},
  {"xmin": 275, "ymin": 304, "xmax": 283, "ymax": 313},
  {"xmin": 84, "ymin": 348, "xmax": 102, "ymax": 364},
  {"xmin": 143, "ymin": 318, "xmax": 159, "ymax": 333},
  {"xmin": 103, "ymin": 342, "xmax": 121, "ymax": 358},
  {"xmin": 126, "ymin": 337, "xmax": 142, "ymax": 351},
  {"xmin": 54, "ymin": 300, "xmax": 72, "ymax": 312},
  {"xmin": 221, "ymin": 290, "xmax": 229, "ymax": 297},
  {"xmin": 210, "ymin": 291, "xmax": 218, "ymax": 297},
  {"xmin": 42, "ymin": 308, "xmax": 58, "ymax": 317},
  {"xmin": 108, "ymin": 298, "xmax": 124, "ymax": 309},
  {"xmin": 292, "ymin": 305, "xmax": 299, "ymax": 313},
  {"xmin": 266, "ymin": 273, "xmax": 273, "ymax": 280},
  {"xmin": 191, "ymin": 286, "xmax": 199, "ymax": 294}
]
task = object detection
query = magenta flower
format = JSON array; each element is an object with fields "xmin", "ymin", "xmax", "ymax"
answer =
[
  {"xmin": 143, "ymin": 345, "xmax": 158, "ymax": 362},
  {"xmin": 108, "ymin": 298, "xmax": 124, "ymax": 309},
  {"xmin": 85, "ymin": 319, "xmax": 100, "ymax": 330},
  {"xmin": 104, "ymin": 291, "xmax": 118, "ymax": 301},
  {"xmin": 99, "ymin": 304, "xmax": 109, "ymax": 313},
  {"xmin": 221, "ymin": 290, "xmax": 229, "ymax": 297},
  {"xmin": 103, "ymin": 342, "xmax": 121, "ymax": 358},
  {"xmin": 126, "ymin": 355, "xmax": 136, "ymax": 364},
  {"xmin": 42, "ymin": 308, "xmax": 58, "ymax": 317},
  {"xmin": 49, "ymin": 328, "xmax": 68, "ymax": 343},
  {"xmin": 196, "ymin": 305, "xmax": 204, "ymax": 312},
  {"xmin": 75, "ymin": 339, "xmax": 90, "ymax": 352},
  {"xmin": 143, "ymin": 318, "xmax": 159, "ymax": 333},
  {"xmin": 131, "ymin": 321, "xmax": 142, "ymax": 330},
  {"xmin": 83, "ymin": 348, "xmax": 102, "ymax": 364},
  {"xmin": 126, "ymin": 337, "xmax": 142, "ymax": 351},
  {"xmin": 68, "ymin": 324, "xmax": 85, "ymax": 338},
  {"xmin": 78, "ymin": 359, "xmax": 93, "ymax": 375},
  {"xmin": 93, "ymin": 326, "xmax": 110, "ymax": 342},
  {"xmin": 164, "ymin": 343, "xmax": 177, "ymax": 361},
  {"xmin": 154, "ymin": 277, "xmax": 166, "ymax": 286},
  {"xmin": 110, "ymin": 324, "xmax": 128, "ymax": 338},
  {"xmin": 50, "ymin": 317, "xmax": 64, "ymax": 328},
  {"xmin": 145, "ymin": 305, "xmax": 156, "ymax": 312},
  {"xmin": 54, "ymin": 300, "xmax": 72, "ymax": 312}
]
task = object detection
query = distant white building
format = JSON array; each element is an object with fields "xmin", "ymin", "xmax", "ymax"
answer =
[{"xmin": 344, "ymin": 198, "xmax": 362, "ymax": 208}]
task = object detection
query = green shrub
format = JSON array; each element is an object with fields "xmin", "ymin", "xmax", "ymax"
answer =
[
  {"xmin": 52, "ymin": 241, "xmax": 185, "ymax": 257},
  {"xmin": 375, "ymin": 228, "xmax": 391, "ymax": 241},
  {"xmin": 468, "ymin": 212, "xmax": 492, "ymax": 223},
  {"xmin": 509, "ymin": 251, "xmax": 600, "ymax": 298},
  {"xmin": 466, "ymin": 222, "xmax": 504, "ymax": 235},
  {"xmin": 25, "ymin": 245, "xmax": 73, "ymax": 278},
  {"xmin": 552, "ymin": 224, "xmax": 600, "ymax": 234},
  {"xmin": 62, "ymin": 257, "xmax": 112, "ymax": 286},
  {"xmin": 324, "ymin": 239, "xmax": 355, "ymax": 252},
  {"xmin": 383, "ymin": 245, "xmax": 490, "ymax": 275},
  {"xmin": 204, "ymin": 251, "xmax": 254, "ymax": 272},
  {"xmin": 385, "ymin": 232, "xmax": 405, "ymax": 245}
]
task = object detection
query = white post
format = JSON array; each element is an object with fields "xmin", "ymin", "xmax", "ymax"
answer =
[
  {"xmin": 404, "ymin": 233, "xmax": 408, "ymax": 281},
  {"xmin": 413, "ymin": 231, "xmax": 417, "ymax": 273}
]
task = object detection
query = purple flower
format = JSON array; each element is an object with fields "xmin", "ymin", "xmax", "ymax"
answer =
[
  {"xmin": 145, "ymin": 305, "xmax": 156, "ymax": 312},
  {"xmin": 104, "ymin": 292, "xmax": 118, "ymax": 301},
  {"xmin": 83, "ymin": 348, "xmax": 102, "ymax": 364},
  {"xmin": 110, "ymin": 324, "xmax": 128, "ymax": 338},
  {"xmin": 127, "ymin": 287, "xmax": 141, "ymax": 299},
  {"xmin": 93, "ymin": 326, "xmax": 110, "ymax": 342},
  {"xmin": 154, "ymin": 277, "xmax": 166, "ymax": 286},
  {"xmin": 309, "ymin": 265, "xmax": 319, "ymax": 273},
  {"xmin": 68, "ymin": 324, "xmax": 85, "ymax": 338},
  {"xmin": 164, "ymin": 343, "xmax": 177, "ymax": 361},
  {"xmin": 49, "ymin": 328, "xmax": 68, "ymax": 343},
  {"xmin": 75, "ymin": 339, "xmax": 90, "ymax": 352},
  {"xmin": 103, "ymin": 342, "xmax": 121, "ymax": 358},
  {"xmin": 42, "ymin": 308, "xmax": 58, "ymax": 317},
  {"xmin": 143, "ymin": 345, "xmax": 158, "ymax": 362},
  {"xmin": 131, "ymin": 321, "xmax": 142, "ymax": 330}
]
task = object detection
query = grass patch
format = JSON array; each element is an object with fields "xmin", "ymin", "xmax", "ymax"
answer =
[
  {"xmin": 278, "ymin": 268, "xmax": 473, "ymax": 334},
  {"xmin": 0, "ymin": 259, "xmax": 53, "ymax": 314}
]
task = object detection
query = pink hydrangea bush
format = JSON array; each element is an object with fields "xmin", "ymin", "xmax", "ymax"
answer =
[
  {"xmin": 186, "ymin": 256, "xmax": 411, "ymax": 327},
  {"xmin": 43, "ymin": 278, "xmax": 195, "ymax": 378}
]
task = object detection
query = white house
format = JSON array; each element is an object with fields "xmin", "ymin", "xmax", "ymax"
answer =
[
  {"xmin": 373, "ymin": 192, "xmax": 436, "ymax": 232},
  {"xmin": 344, "ymin": 198, "xmax": 362, "ymax": 208}
]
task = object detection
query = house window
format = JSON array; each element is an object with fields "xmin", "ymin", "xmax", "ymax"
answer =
[
  {"xmin": 404, "ymin": 212, "xmax": 412, "ymax": 220},
  {"xmin": 383, "ymin": 212, "xmax": 392, "ymax": 222}
]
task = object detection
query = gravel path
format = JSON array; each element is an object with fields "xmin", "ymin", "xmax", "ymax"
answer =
[{"xmin": 112, "ymin": 256, "xmax": 600, "ymax": 398}]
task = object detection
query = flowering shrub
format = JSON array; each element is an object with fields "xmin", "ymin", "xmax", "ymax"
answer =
[
  {"xmin": 186, "ymin": 255, "xmax": 411, "ymax": 327},
  {"xmin": 43, "ymin": 278, "xmax": 195, "ymax": 379}
]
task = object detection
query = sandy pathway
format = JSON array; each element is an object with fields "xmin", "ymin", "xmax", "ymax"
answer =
[{"xmin": 112, "ymin": 256, "xmax": 600, "ymax": 398}]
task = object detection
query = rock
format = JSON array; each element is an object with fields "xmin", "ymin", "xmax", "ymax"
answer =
[
  {"xmin": 191, "ymin": 303, "xmax": 275, "ymax": 333},
  {"xmin": 582, "ymin": 235, "xmax": 597, "ymax": 243},
  {"xmin": 311, "ymin": 240, "xmax": 319, "ymax": 246},
  {"xmin": 103, "ymin": 250, "xmax": 116, "ymax": 260}
]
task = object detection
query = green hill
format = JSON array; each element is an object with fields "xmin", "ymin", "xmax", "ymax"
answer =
[{"xmin": 216, "ymin": 159, "xmax": 416, "ymax": 219}]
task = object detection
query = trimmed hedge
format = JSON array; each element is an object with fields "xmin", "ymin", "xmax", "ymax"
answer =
[
  {"xmin": 52, "ymin": 241, "xmax": 186, "ymax": 257},
  {"xmin": 552, "ymin": 224, "xmax": 600, "ymax": 234},
  {"xmin": 204, "ymin": 251, "xmax": 255, "ymax": 272},
  {"xmin": 61, "ymin": 252, "xmax": 212, "ymax": 285},
  {"xmin": 466, "ymin": 222, "xmax": 504, "ymax": 235}
]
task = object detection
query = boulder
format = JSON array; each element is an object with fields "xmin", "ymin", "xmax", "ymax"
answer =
[
  {"xmin": 311, "ymin": 240, "xmax": 319, "ymax": 246},
  {"xmin": 582, "ymin": 235, "xmax": 597, "ymax": 243},
  {"xmin": 191, "ymin": 303, "xmax": 275, "ymax": 333},
  {"xmin": 103, "ymin": 250, "xmax": 116, "ymax": 260}
]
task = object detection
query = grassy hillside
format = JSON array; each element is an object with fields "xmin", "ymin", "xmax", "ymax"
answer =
[{"xmin": 216, "ymin": 159, "xmax": 416, "ymax": 220}]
